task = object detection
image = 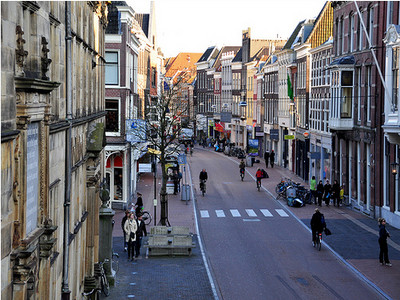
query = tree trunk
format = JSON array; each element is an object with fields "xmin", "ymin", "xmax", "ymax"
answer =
[{"xmin": 159, "ymin": 160, "xmax": 169, "ymax": 226}]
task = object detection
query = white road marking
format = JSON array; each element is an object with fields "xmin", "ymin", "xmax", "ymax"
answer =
[
  {"xmin": 243, "ymin": 219, "xmax": 261, "ymax": 222},
  {"xmin": 245, "ymin": 209, "xmax": 257, "ymax": 217},
  {"xmin": 260, "ymin": 209, "xmax": 273, "ymax": 217},
  {"xmin": 200, "ymin": 210, "xmax": 210, "ymax": 218},
  {"xmin": 276, "ymin": 209, "xmax": 289, "ymax": 217},
  {"xmin": 216, "ymin": 210, "xmax": 226, "ymax": 217},
  {"xmin": 230, "ymin": 209, "xmax": 241, "ymax": 217}
]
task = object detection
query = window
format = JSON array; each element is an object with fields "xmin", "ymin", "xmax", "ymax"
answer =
[
  {"xmin": 358, "ymin": 13, "xmax": 363, "ymax": 50},
  {"xmin": 105, "ymin": 52, "xmax": 119, "ymax": 85},
  {"xmin": 387, "ymin": 1, "xmax": 393, "ymax": 30},
  {"xmin": 105, "ymin": 99, "xmax": 120, "ymax": 133},
  {"xmin": 340, "ymin": 17, "xmax": 345, "ymax": 54},
  {"xmin": 367, "ymin": 6, "xmax": 374, "ymax": 46},
  {"xmin": 357, "ymin": 67, "xmax": 362, "ymax": 121},
  {"xmin": 366, "ymin": 66, "xmax": 371, "ymax": 122},
  {"xmin": 341, "ymin": 71, "xmax": 353, "ymax": 118},
  {"xmin": 392, "ymin": 48, "xmax": 399, "ymax": 112},
  {"xmin": 151, "ymin": 67, "xmax": 156, "ymax": 88},
  {"xmin": 349, "ymin": 13, "xmax": 355, "ymax": 52},
  {"xmin": 26, "ymin": 122, "xmax": 39, "ymax": 234}
]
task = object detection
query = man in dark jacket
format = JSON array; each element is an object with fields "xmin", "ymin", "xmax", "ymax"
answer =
[
  {"xmin": 269, "ymin": 150, "xmax": 275, "ymax": 168},
  {"xmin": 331, "ymin": 180, "xmax": 340, "ymax": 206},
  {"xmin": 264, "ymin": 151, "xmax": 270, "ymax": 168},
  {"xmin": 135, "ymin": 213, "xmax": 147, "ymax": 259},
  {"xmin": 310, "ymin": 208, "xmax": 326, "ymax": 246},
  {"xmin": 316, "ymin": 180, "xmax": 324, "ymax": 206},
  {"xmin": 323, "ymin": 180, "xmax": 332, "ymax": 206},
  {"xmin": 135, "ymin": 192, "xmax": 143, "ymax": 216}
]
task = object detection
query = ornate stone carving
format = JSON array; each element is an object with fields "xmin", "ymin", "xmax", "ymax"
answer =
[
  {"xmin": 16, "ymin": 26, "xmax": 28, "ymax": 76},
  {"xmin": 41, "ymin": 37, "xmax": 52, "ymax": 80},
  {"xmin": 39, "ymin": 219, "xmax": 57, "ymax": 258}
]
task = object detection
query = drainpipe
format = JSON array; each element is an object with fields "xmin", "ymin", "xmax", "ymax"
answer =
[{"xmin": 62, "ymin": 2, "xmax": 72, "ymax": 299}]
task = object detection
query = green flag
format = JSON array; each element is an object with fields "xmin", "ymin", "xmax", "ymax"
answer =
[{"xmin": 287, "ymin": 74, "xmax": 294, "ymax": 101}]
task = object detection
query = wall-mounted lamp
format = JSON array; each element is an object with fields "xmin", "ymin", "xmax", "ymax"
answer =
[{"xmin": 391, "ymin": 162, "xmax": 399, "ymax": 176}]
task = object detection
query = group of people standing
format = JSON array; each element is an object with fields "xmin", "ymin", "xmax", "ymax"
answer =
[
  {"xmin": 121, "ymin": 192, "xmax": 147, "ymax": 261},
  {"xmin": 264, "ymin": 150, "xmax": 275, "ymax": 168},
  {"xmin": 310, "ymin": 177, "xmax": 344, "ymax": 207}
]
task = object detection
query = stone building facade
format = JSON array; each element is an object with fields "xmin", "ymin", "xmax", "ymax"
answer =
[{"xmin": 1, "ymin": 2, "xmax": 108, "ymax": 299}]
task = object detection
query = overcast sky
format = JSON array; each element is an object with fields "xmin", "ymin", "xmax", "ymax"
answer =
[{"xmin": 128, "ymin": 0, "xmax": 328, "ymax": 57}]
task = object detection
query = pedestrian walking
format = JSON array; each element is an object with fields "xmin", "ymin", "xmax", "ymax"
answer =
[
  {"xmin": 173, "ymin": 170, "xmax": 180, "ymax": 195},
  {"xmin": 121, "ymin": 210, "xmax": 130, "ymax": 251},
  {"xmin": 310, "ymin": 176, "xmax": 317, "ymax": 204},
  {"xmin": 339, "ymin": 185, "xmax": 344, "ymax": 206},
  {"xmin": 332, "ymin": 180, "xmax": 340, "ymax": 206},
  {"xmin": 264, "ymin": 151, "xmax": 270, "ymax": 168},
  {"xmin": 316, "ymin": 180, "xmax": 324, "ymax": 206},
  {"xmin": 135, "ymin": 192, "xmax": 143, "ymax": 217},
  {"xmin": 323, "ymin": 179, "xmax": 332, "ymax": 206},
  {"xmin": 378, "ymin": 218, "xmax": 392, "ymax": 267},
  {"xmin": 270, "ymin": 150, "xmax": 275, "ymax": 168},
  {"xmin": 135, "ymin": 213, "xmax": 148, "ymax": 259},
  {"xmin": 124, "ymin": 212, "xmax": 138, "ymax": 261}
]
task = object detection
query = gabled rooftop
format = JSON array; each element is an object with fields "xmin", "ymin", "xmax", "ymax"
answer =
[{"xmin": 164, "ymin": 52, "xmax": 202, "ymax": 78}]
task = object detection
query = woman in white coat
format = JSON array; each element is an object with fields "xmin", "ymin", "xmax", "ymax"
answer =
[{"xmin": 124, "ymin": 212, "xmax": 138, "ymax": 260}]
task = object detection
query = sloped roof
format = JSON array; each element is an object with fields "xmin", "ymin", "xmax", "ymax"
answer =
[
  {"xmin": 283, "ymin": 20, "xmax": 305, "ymax": 50},
  {"xmin": 106, "ymin": 1, "xmax": 128, "ymax": 34},
  {"xmin": 135, "ymin": 13, "xmax": 150, "ymax": 38},
  {"xmin": 164, "ymin": 52, "xmax": 202, "ymax": 78},
  {"xmin": 232, "ymin": 48, "xmax": 242, "ymax": 63},
  {"xmin": 213, "ymin": 46, "xmax": 241, "ymax": 70},
  {"xmin": 197, "ymin": 46, "xmax": 217, "ymax": 63}
]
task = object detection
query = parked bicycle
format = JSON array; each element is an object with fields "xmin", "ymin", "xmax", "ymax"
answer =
[{"xmin": 94, "ymin": 260, "xmax": 110, "ymax": 297}]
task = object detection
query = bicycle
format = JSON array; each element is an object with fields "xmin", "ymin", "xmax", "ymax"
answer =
[
  {"xmin": 82, "ymin": 289, "xmax": 98, "ymax": 299},
  {"xmin": 141, "ymin": 210, "xmax": 152, "ymax": 226},
  {"xmin": 200, "ymin": 179, "xmax": 206, "ymax": 196},
  {"xmin": 256, "ymin": 178, "xmax": 261, "ymax": 191},
  {"xmin": 240, "ymin": 168, "xmax": 245, "ymax": 181},
  {"xmin": 94, "ymin": 260, "xmax": 110, "ymax": 297},
  {"xmin": 314, "ymin": 232, "xmax": 322, "ymax": 251}
]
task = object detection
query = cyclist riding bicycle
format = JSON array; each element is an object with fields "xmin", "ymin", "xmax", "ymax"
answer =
[
  {"xmin": 256, "ymin": 168, "xmax": 263, "ymax": 189},
  {"xmin": 199, "ymin": 169, "xmax": 208, "ymax": 190},
  {"xmin": 310, "ymin": 208, "xmax": 326, "ymax": 246},
  {"xmin": 239, "ymin": 159, "xmax": 246, "ymax": 174}
]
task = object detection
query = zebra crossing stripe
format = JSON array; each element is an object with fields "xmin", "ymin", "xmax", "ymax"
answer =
[
  {"xmin": 216, "ymin": 210, "xmax": 226, "ymax": 217},
  {"xmin": 275, "ymin": 209, "xmax": 289, "ymax": 217},
  {"xmin": 230, "ymin": 209, "xmax": 241, "ymax": 217},
  {"xmin": 260, "ymin": 209, "xmax": 273, "ymax": 217},
  {"xmin": 200, "ymin": 210, "xmax": 210, "ymax": 218},
  {"xmin": 245, "ymin": 209, "xmax": 257, "ymax": 217}
]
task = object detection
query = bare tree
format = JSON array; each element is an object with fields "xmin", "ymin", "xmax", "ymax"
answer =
[{"xmin": 134, "ymin": 74, "xmax": 190, "ymax": 225}]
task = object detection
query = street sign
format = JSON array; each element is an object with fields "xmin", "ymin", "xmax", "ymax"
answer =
[
  {"xmin": 284, "ymin": 135, "xmax": 295, "ymax": 140},
  {"xmin": 178, "ymin": 153, "xmax": 187, "ymax": 165}
]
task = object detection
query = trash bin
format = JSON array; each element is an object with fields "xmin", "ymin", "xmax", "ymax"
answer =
[
  {"xmin": 181, "ymin": 184, "xmax": 190, "ymax": 201},
  {"xmin": 166, "ymin": 180, "xmax": 174, "ymax": 194},
  {"xmin": 246, "ymin": 156, "xmax": 253, "ymax": 167}
]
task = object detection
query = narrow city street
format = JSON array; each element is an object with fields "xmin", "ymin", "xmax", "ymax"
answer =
[{"xmin": 189, "ymin": 148, "xmax": 385, "ymax": 300}]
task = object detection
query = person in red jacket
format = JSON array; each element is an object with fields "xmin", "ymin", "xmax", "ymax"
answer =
[{"xmin": 256, "ymin": 168, "xmax": 263, "ymax": 189}]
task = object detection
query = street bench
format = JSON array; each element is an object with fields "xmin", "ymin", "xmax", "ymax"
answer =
[{"xmin": 144, "ymin": 226, "xmax": 195, "ymax": 257}]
